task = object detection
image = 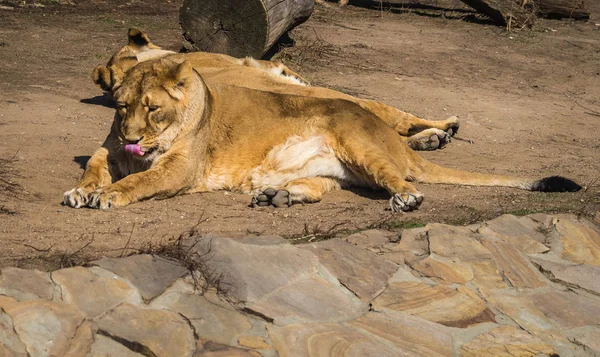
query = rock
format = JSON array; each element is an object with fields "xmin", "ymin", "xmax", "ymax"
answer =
[
  {"xmin": 385, "ymin": 227, "xmax": 429, "ymax": 265},
  {"xmin": 480, "ymin": 239, "xmax": 547, "ymax": 288},
  {"xmin": 51, "ymin": 266, "xmax": 141, "ymax": 318},
  {"xmin": 97, "ymin": 303, "xmax": 195, "ymax": 357},
  {"xmin": 237, "ymin": 336, "xmax": 273, "ymax": 350},
  {"xmin": 3, "ymin": 300, "xmax": 90, "ymax": 357},
  {"xmin": 268, "ymin": 322, "xmax": 401, "ymax": 356},
  {"xmin": 372, "ymin": 282, "xmax": 494, "ymax": 328},
  {"xmin": 64, "ymin": 320, "xmax": 94, "ymax": 357},
  {"xmin": 530, "ymin": 290, "xmax": 600, "ymax": 329},
  {"xmin": 427, "ymin": 224, "xmax": 493, "ymax": 261},
  {"xmin": 531, "ymin": 257, "xmax": 600, "ymax": 295},
  {"xmin": 299, "ymin": 238, "xmax": 398, "ymax": 301},
  {"xmin": 187, "ymin": 236, "xmax": 320, "ymax": 302},
  {"xmin": 387, "ymin": 264, "xmax": 429, "ymax": 284},
  {"xmin": 483, "ymin": 214, "xmax": 547, "ymax": 243},
  {"xmin": 0, "ymin": 311, "xmax": 27, "ymax": 357},
  {"xmin": 478, "ymin": 226, "xmax": 549, "ymax": 254},
  {"xmin": 87, "ymin": 334, "xmax": 145, "ymax": 357},
  {"xmin": 484, "ymin": 291, "xmax": 557, "ymax": 335},
  {"xmin": 345, "ymin": 229, "xmax": 396, "ymax": 250},
  {"xmin": 410, "ymin": 254, "xmax": 474, "ymax": 284},
  {"xmin": 0, "ymin": 267, "xmax": 55, "ymax": 301},
  {"xmin": 566, "ymin": 327, "xmax": 600, "ymax": 354},
  {"xmin": 150, "ymin": 280, "xmax": 253, "ymax": 345},
  {"xmin": 239, "ymin": 235, "xmax": 289, "ymax": 245},
  {"xmin": 348, "ymin": 311, "xmax": 454, "ymax": 356},
  {"xmin": 555, "ymin": 218, "xmax": 600, "ymax": 266},
  {"xmin": 194, "ymin": 340, "xmax": 262, "ymax": 357},
  {"xmin": 90, "ymin": 254, "xmax": 189, "ymax": 302},
  {"xmin": 469, "ymin": 261, "xmax": 508, "ymax": 292},
  {"xmin": 459, "ymin": 325, "xmax": 556, "ymax": 357},
  {"xmin": 247, "ymin": 276, "xmax": 366, "ymax": 325}
]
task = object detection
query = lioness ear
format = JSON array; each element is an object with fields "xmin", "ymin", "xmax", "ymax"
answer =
[
  {"xmin": 164, "ymin": 61, "xmax": 195, "ymax": 100},
  {"xmin": 91, "ymin": 65, "xmax": 112, "ymax": 92},
  {"xmin": 128, "ymin": 28, "xmax": 152, "ymax": 47}
]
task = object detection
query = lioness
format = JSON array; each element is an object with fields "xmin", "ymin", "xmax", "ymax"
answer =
[
  {"xmin": 92, "ymin": 29, "xmax": 460, "ymax": 151},
  {"xmin": 64, "ymin": 58, "xmax": 581, "ymax": 211}
]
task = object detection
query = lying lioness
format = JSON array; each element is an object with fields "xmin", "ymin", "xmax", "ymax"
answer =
[
  {"xmin": 91, "ymin": 29, "xmax": 460, "ymax": 151},
  {"xmin": 63, "ymin": 58, "xmax": 581, "ymax": 211}
]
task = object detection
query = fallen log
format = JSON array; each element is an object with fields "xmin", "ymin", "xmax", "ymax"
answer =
[
  {"xmin": 534, "ymin": 0, "xmax": 590, "ymax": 20},
  {"xmin": 180, "ymin": 0, "xmax": 314, "ymax": 59},
  {"xmin": 459, "ymin": 0, "xmax": 536, "ymax": 28}
]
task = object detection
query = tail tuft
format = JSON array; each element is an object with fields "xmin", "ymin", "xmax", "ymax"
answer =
[{"xmin": 531, "ymin": 176, "xmax": 582, "ymax": 192}]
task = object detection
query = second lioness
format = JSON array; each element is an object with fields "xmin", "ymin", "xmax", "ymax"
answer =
[{"xmin": 92, "ymin": 28, "xmax": 460, "ymax": 151}]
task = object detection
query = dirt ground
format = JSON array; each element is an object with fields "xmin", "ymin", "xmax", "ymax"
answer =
[{"xmin": 0, "ymin": 0, "xmax": 598, "ymax": 269}]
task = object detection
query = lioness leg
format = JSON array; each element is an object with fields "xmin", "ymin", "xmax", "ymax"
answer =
[
  {"xmin": 336, "ymin": 122, "xmax": 424, "ymax": 212},
  {"xmin": 63, "ymin": 147, "xmax": 112, "ymax": 208},
  {"xmin": 87, "ymin": 153, "xmax": 192, "ymax": 209},
  {"xmin": 355, "ymin": 99, "xmax": 459, "ymax": 137},
  {"xmin": 251, "ymin": 177, "xmax": 341, "ymax": 208}
]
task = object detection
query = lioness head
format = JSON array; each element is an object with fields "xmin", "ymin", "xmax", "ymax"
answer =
[
  {"xmin": 92, "ymin": 28, "xmax": 174, "ymax": 93},
  {"xmin": 112, "ymin": 58, "xmax": 207, "ymax": 161}
]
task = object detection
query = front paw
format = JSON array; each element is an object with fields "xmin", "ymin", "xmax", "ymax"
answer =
[
  {"xmin": 88, "ymin": 187, "xmax": 130, "ymax": 209},
  {"xmin": 63, "ymin": 186, "xmax": 94, "ymax": 208}
]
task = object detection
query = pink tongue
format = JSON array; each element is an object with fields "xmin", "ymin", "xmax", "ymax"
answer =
[{"xmin": 125, "ymin": 144, "xmax": 145, "ymax": 156}]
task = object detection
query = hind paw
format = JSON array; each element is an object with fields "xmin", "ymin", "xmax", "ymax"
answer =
[
  {"xmin": 251, "ymin": 188, "xmax": 291, "ymax": 208},
  {"xmin": 389, "ymin": 192, "xmax": 424, "ymax": 212},
  {"xmin": 407, "ymin": 128, "xmax": 451, "ymax": 151},
  {"xmin": 442, "ymin": 116, "xmax": 460, "ymax": 136}
]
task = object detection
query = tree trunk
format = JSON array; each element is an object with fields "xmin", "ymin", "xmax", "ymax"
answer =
[
  {"xmin": 534, "ymin": 0, "xmax": 589, "ymax": 20},
  {"xmin": 180, "ymin": 0, "xmax": 314, "ymax": 59},
  {"xmin": 460, "ymin": 0, "xmax": 536, "ymax": 28}
]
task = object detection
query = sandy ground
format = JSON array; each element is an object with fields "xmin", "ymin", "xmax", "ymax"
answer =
[{"xmin": 0, "ymin": 0, "xmax": 598, "ymax": 269}]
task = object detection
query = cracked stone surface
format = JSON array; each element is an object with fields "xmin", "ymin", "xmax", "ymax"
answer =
[
  {"xmin": 371, "ymin": 282, "xmax": 494, "ymax": 328},
  {"xmin": 90, "ymin": 254, "xmax": 189, "ymax": 302},
  {"xmin": 299, "ymin": 239, "xmax": 398, "ymax": 301},
  {"xmin": 97, "ymin": 303, "xmax": 195, "ymax": 357},
  {"xmin": 0, "ymin": 214, "xmax": 599, "ymax": 356},
  {"xmin": 0, "ymin": 267, "xmax": 56, "ymax": 301}
]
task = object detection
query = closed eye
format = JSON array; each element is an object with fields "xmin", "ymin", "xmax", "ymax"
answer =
[{"xmin": 148, "ymin": 106, "xmax": 159, "ymax": 112}]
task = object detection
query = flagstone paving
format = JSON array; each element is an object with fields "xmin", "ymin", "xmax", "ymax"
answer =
[{"xmin": 1, "ymin": 214, "xmax": 599, "ymax": 356}]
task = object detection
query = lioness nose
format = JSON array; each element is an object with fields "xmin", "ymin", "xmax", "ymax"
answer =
[{"xmin": 125, "ymin": 136, "xmax": 144, "ymax": 144}]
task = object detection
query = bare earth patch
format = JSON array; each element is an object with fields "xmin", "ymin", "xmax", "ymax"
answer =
[{"xmin": 0, "ymin": 1, "xmax": 598, "ymax": 269}]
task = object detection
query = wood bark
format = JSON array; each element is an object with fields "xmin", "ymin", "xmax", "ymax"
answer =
[
  {"xmin": 460, "ymin": 0, "xmax": 590, "ymax": 28},
  {"xmin": 459, "ymin": 0, "xmax": 536, "ymax": 28},
  {"xmin": 180, "ymin": 0, "xmax": 314, "ymax": 59},
  {"xmin": 534, "ymin": 0, "xmax": 589, "ymax": 20}
]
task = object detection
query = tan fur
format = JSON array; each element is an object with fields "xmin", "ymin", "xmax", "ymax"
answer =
[
  {"xmin": 91, "ymin": 29, "xmax": 461, "ymax": 151},
  {"xmin": 64, "ymin": 59, "xmax": 576, "ymax": 211}
]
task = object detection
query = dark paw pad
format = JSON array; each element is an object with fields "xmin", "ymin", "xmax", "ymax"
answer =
[{"xmin": 251, "ymin": 188, "xmax": 291, "ymax": 208}]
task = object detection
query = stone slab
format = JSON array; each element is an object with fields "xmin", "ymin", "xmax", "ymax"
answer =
[
  {"xmin": 97, "ymin": 303, "xmax": 195, "ymax": 357},
  {"xmin": 530, "ymin": 290, "xmax": 600, "ymax": 329},
  {"xmin": 268, "ymin": 322, "xmax": 401, "ymax": 357},
  {"xmin": 531, "ymin": 257, "xmax": 600, "ymax": 295},
  {"xmin": 3, "ymin": 300, "xmax": 90, "ymax": 357},
  {"xmin": 300, "ymin": 238, "xmax": 398, "ymax": 301},
  {"xmin": 372, "ymin": 282, "xmax": 494, "ymax": 328},
  {"xmin": 555, "ymin": 218, "xmax": 600, "ymax": 266},
  {"xmin": 247, "ymin": 276, "xmax": 366, "ymax": 325},
  {"xmin": 459, "ymin": 325, "xmax": 556, "ymax": 357},
  {"xmin": 150, "ymin": 281, "xmax": 253, "ymax": 345},
  {"xmin": 187, "ymin": 236, "xmax": 320, "ymax": 302},
  {"xmin": 51, "ymin": 266, "xmax": 141, "ymax": 318},
  {"xmin": 0, "ymin": 267, "xmax": 55, "ymax": 301},
  {"xmin": 348, "ymin": 311, "xmax": 454, "ymax": 356},
  {"xmin": 90, "ymin": 254, "xmax": 188, "ymax": 302}
]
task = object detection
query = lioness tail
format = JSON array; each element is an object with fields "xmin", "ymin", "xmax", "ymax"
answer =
[{"xmin": 412, "ymin": 159, "xmax": 581, "ymax": 192}]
